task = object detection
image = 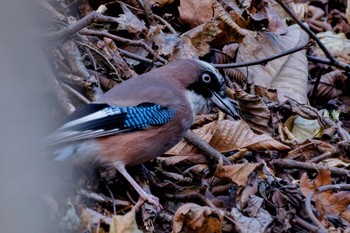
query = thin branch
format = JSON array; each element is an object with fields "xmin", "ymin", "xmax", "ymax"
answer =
[
  {"xmin": 184, "ymin": 130, "xmax": 231, "ymax": 165},
  {"xmin": 80, "ymin": 29, "xmax": 167, "ymax": 64},
  {"xmin": 152, "ymin": 14, "xmax": 177, "ymax": 34},
  {"xmin": 307, "ymin": 55, "xmax": 350, "ymax": 70},
  {"xmin": 304, "ymin": 192, "xmax": 327, "ymax": 233},
  {"xmin": 45, "ymin": 11, "xmax": 119, "ymax": 41},
  {"xmin": 118, "ymin": 48, "xmax": 163, "ymax": 67},
  {"xmin": 75, "ymin": 40, "xmax": 121, "ymax": 80},
  {"xmin": 61, "ymin": 83, "xmax": 91, "ymax": 104},
  {"xmin": 305, "ymin": 184, "xmax": 350, "ymax": 233},
  {"xmin": 214, "ymin": 43, "xmax": 307, "ymax": 69},
  {"xmin": 271, "ymin": 159, "xmax": 350, "ymax": 176},
  {"xmin": 274, "ymin": 0, "xmax": 350, "ymax": 71}
]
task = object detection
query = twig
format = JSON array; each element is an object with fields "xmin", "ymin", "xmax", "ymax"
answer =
[
  {"xmin": 293, "ymin": 216, "xmax": 326, "ymax": 233},
  {"xmin": 184, "ymin": 130, "xmax": 231, "ymax": 165},
  {"xmin": 152, "ymin": 14, "xmax": 177, "ymax": 34},
  {"xmin": 61, "ymin": 83, "xmax": 91, "ymax": 104},
  {"xmin": 305, "ymin": 184, "xmax": 350, "ymax": 233},
  {"xmin": 45, "ymin": 11, "xmax": 119, "ymax": 41},
  {"xmin": 271, "ymin": 159, "xmax": 350, "ymax": 176},
  {"xmin": 274, "ymin": 0, "xmax": 350, "ymax": 71},
  {"xmin": 214, "ymin": 43, "xmax": 307, "ymax": 69},
  {"xmin": 307, "ymin": 55, "xmax": 350, "ymax": 70},
  {"xmin": 75, "ymin": 40, "xmax": 120, "ymax": 79},
  {"xmin": 118, "ymin": 48, "xmax": 163, "ymax": 67},
  {"xmin": 80, "ymin": 29, "xmax": 167, "ymax": 64},
  {"xmin": 78, "ymin": 189, "xmax": 130, "ymax": 207}
]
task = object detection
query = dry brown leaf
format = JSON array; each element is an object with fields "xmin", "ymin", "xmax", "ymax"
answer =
[
  {"xmin": 116, "ymin": 2, "xmax": 147, "ymax": 34},
  {"xmin": 254, "ymin": 85, "xmax": 279, "ymax": 102},
  {"xmin": 182, "ymin": 21, "xmax": 222, "ymax": 57},
  {"xmin": 245, "ymin": 0, "xmax": 287, "ymax": 34},
  {"xmin": 300, "ymin": 169, "xmax": 350, "ymax": 222},
  {"xmin": 172, "ymin": 203, "xmax": 224, "ymax": 233},
  {"xmin": 110, "ymin": 208, "xmax": 142, "ymax": 233},
  {"xmin": 166, "ymin": 120, "xmax": 289, "ymax": 156},
  {"xmin": 170, "ymin": 36, "xmax": 199, "ymax": 60},
  {"xmin": 211, "ymin": 120, "xmax": 290, "ymax": 152},
  {"xmin": 235, "ymin": 24, "xmax": 309, "ymax": 103},
  {"xmin": 153, "ymin": 30, "xmax": 180, "ymax": 56},
  {"xmin": 316, "ymin": 31, "xmax": 350, "ymax": 63},
  {"xmin": 230, "ymin": 200, "xmax": 273, "ymax": 233},
  {"xmin": 308, "ymin": 70, "xmax": 348, "ymax": 100},
  {"xmin": 150, "ymin": 0, "xmax": 174, "ymax": 7},
  {"xmin": 286, "ymin": 139, "xmax": 335, "ymax": 159},
  {"xmin": 233, "ymin": 84, "xmax": 272, "ymax": 134},
  {"xmin": 215, "ymin": 162, "xmax": 261, "ymax": 186},
  {"xmin": 178, "ymin": 0, "xmax": 214, "ymax": 28}
]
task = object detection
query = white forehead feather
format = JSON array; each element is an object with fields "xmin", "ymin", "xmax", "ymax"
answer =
[{"xmin": 195, "ymin": 60, "xmax": 224, "ymax": 83}]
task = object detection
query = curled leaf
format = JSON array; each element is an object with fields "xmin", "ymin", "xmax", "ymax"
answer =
[{"xmin": 172, "ymin": 203, "xmax": 224, "ymax": 233}]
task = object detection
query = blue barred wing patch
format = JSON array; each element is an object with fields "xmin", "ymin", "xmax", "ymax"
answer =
[
  {"xmin": 47, "ymin": 103, "xmax": 176, "ymax": 145},
  {"xmin": 119, "ymin": 104, "xmax": 176, "ymax": 129}
]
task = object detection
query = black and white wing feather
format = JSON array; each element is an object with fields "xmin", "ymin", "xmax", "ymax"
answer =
[{"xmin": 47, "ymin": 103, "xmax": 176, "ymax": 145}]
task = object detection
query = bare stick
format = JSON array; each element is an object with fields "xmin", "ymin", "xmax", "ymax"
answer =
[
  {"xmin": 80, "ymin": 29, "xmax": 167, "ymax": 64},
  {"xmin": 184, "ymin": 130, "xmax": 231, "ymax": 165},
  {"xmin": 305, "ymin": 184, "xmax": 350, "ymax": 233},
  {"xmin": 274, "ymin": 0, "xmax": 350, "ymax": 71},
  {"xmin": 214, "ymin": 43, "xmax": 307, "ymax": 69},
  {"xmin": 46, "ymin": 11, "xmax": 119, "ymax": 41},
  {"xmin": 271, "ymin": 159, "xmax": 350, "ymax": 176}
]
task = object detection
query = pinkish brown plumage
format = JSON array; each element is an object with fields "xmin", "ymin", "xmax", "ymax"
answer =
[{"xmin": 48, "ymin": 59, "xmax": 239, "ymax": 210}]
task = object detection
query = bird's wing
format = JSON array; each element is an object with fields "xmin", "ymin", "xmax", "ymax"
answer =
[{"xmin": 46, "ymin": 103, "xmax": 176, "ymax": 145}]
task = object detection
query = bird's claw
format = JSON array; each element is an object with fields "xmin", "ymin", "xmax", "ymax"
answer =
[{"xmin": 134, "ymin": 193, "xmax": 162, "ymax": 212}]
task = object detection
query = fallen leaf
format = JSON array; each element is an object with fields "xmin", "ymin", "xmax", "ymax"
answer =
[
  {"xmin": 235, "ymin": 24, "xmax": 309, "ymax": 103},
  {"xmin": 178, "ymin": 0, "xmax": 214, "ymax": 28},
  {"xmin": 215, "ymin": 162, "xmax": 261, "ymax": 186},
  {"xmin": 110, "ymin": 208, "xmax": 142, "ymax": 233},
  {"xmin": 231, "ymin": 196, "xmax": 273, "ymax": 233},
  {"xmin": 116, "ymin": 2, "xmax": 147, "ymax": 34},
  {"xmin": 308, "ymin": 70, "xmax": 348, "ymax": 100},
  {"xmin": 167, "ymin": 120, "xmax": 289, "ymax": 156},
  {"xmin": 233, "ymin": 84, "xmax": 272, "ymax": 134},
  {"xmin": 285, "ymin": 115, "xmax": 322, "ymax": 142},
  {"xmin": 300, "ymin": 169, "xmax": 350, "ymax": 222},
  {"xmin": 172, "ymin": 203, "xmax": 224, "ymax": 233},
  {"xmin": 181, "ymin": 21, "xmax": 222, "ymax": 57}
]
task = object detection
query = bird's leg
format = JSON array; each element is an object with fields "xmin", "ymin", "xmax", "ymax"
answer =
[{"xmin": 114, "ymin": 163, "xmax": 162, "ymax": 211}]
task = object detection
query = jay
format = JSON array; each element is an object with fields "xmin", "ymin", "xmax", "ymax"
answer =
[{"xmin": 47, "ymin": 59, "xmax": 239, "ymax": 209}]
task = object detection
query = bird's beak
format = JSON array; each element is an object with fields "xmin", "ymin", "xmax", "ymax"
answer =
[{"xmin": 211, "ymin": 91, "xmax": 240, "ymax": 119}]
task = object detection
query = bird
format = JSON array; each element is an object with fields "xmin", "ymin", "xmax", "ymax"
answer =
[{"xmin": 47, "ymin": 59, "xmax": 239, "ymax": 210}]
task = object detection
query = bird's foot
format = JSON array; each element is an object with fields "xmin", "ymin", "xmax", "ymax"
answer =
[{"xmin": 134, "ymin": 193, "xmax": 162, "ymax": 211}]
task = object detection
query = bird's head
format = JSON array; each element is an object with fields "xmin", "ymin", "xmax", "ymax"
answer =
[{"xmin": 165, "ymin": 59, "xmax": 240, "ymax": 119}]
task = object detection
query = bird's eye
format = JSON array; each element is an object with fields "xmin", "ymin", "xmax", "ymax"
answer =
[{"xmin": 202, "ymin": 74, "xmax": 211, "ymax": 83}]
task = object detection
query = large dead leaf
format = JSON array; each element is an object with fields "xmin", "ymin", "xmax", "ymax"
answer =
[
  {"xmin": 300, "ymin": 169, "xmax": 350, "ymax": 222},
  {"xmin": 166, "ymin": 120, "xmax": 289, "ymax": 156},
  {"xmin": 110, "ymin": 208, "xmax": 142, "ymax": 233},
  {"xmin": 172, "ymin": 203, "xmax": 224, "ymax": 233},
  {"xmin": 234, "ymin": 24, "xmax": 309, "ymax": 103},
  {"xmin": 308, "ymin": 70, "xmax": 348, "ymax": 100},
  {"xmin": 284, "ymin": 115, "xmax": 322, "ymax": 142},
  {"xmin": 215, "ymin": 162, "xmax": 261, "ymax": 186},
  {"xmin": 182, "ymin": 21, "xmax": 222, "ymax": 57},
  {"xmin": 115, "ymin": 3, "xmax": 147, "ymax": 34},
  {"xmin": 178, "ymin": 0, "xmax": 214, "ymax": 28},
  {"xmin": 171, "ymin": 21, "xmax": 222, "ymax": 60},
  {"xmin": 245, "ymin": 0, "xmax": 287, "ymax": 34},
  {"xmin": 233, "ymin": 84, "xmax": 272, "ymax": 134},
  {"xmin": 230, "ymin": 196, "xmax": 273, "ymax": 233}
]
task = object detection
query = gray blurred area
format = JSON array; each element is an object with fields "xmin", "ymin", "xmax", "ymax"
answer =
[{"xmin": 0, "ymin": 0, "xmax": 57, "ymax": 232}]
